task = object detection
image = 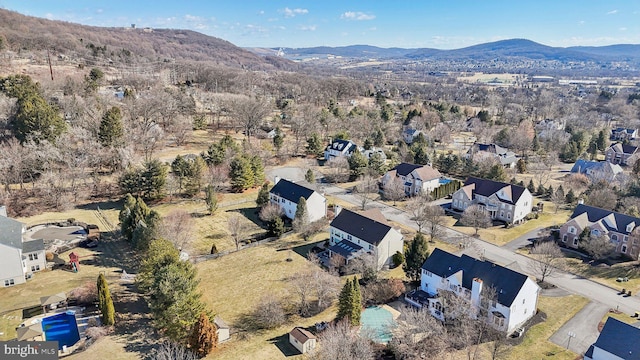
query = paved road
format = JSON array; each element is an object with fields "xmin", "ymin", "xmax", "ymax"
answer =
[
  {"xmin": 549, "ymin": 301, "xmax": 608, "ymax": 354},
  {"xmin": 320, "ymin": 181, "xmax": 640, "ymax": 354}
]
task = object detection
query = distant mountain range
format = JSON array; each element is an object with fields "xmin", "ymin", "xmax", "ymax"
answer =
[{"xmin": 268, "ymin": 39, "xmax": 640, "ymax": 63}]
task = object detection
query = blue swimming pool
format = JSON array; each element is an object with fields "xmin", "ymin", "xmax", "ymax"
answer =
[
  {"xmin": 360, "ymin": 306, "xmax": 396, "ymax": 344},
  {"xmin": 41, "ymin": 311, "xmax": 80, "ymax": 350}
]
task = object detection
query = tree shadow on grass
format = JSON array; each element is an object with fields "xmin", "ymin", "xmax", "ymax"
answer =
[
  {"xmin": 76, "ymin": 200, "xmax": 123, "ymax": 211},
  {"xmin": 291, "ymin": 240, "xmax": 324, "ymax": 259},
  {"xmin": 267, "ymin": 333, "xmax": 299, "ymax": 357},
  {"xmin": 113, "ymin": 282, "xmax": 159, "ymax": 358},
  {"xmin": 234, "ymin": 207, "xmax": 267, "ymax": 229}
]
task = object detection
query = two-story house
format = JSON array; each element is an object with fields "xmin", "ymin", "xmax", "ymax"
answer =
[
  {"xmin": 452, "ymin": 177, "xmax": 533, "ymax": 224},
  {"xmin": 269, "ymin": 178, "xmax": 326, "ymax": 223},
  {"xmin": 466, "ymin": 143, "xmax": 518, "ymax": 168},
  {"xmin": 328, "ymin": 207, "xmax": 403, "ymax": 270},
  {"xmin": 605, "ymin": 142, "xmax": 638, "ymax": 166},
  {"xmin": 570, "ymin": 160, "xmax": 623, "ymax": 182},
  {"xmin": 323, "ymin": 139, "xmax": 361, "ymax": 160},
  {"xmin": 611, "ymin": 127, "xmax": 638, "ymax": 141},
  {"xmin": 559, "ymin": 204, "xmax": 640, "ymax": 260},
  {"xmin": 407, "ymin": 248, "xmax": 540, "ymax": 333},
  {"xmin": 0, "ymin": 208, "xmax": 46, "ymax": 287},
  {"xmin": 402, "ymin": 128, "xmax": 424, "ymax": 144},
  {"xmin": 585, "ymin": 317, "xmax": 640, "ymax": 360},
  {"xmin": 380, "ymin": 163, "xmax": 442, "ymax": 196}
]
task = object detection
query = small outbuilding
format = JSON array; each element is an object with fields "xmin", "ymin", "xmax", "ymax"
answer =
[
  {"xmin": 214, "ymin": 317, "xmax": 230, "ymax": 343},
  {"xmin": 289, "ymin": 327, "xmax": 316, "ymax": 354}
]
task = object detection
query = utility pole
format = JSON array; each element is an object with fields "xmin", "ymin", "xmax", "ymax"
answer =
[{"xmin": 47, "ymin": 49, "xmax": 54, "ymax": 81}]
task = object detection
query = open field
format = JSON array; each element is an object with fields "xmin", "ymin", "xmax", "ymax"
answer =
[{"xmin": 196, "ymin": 233, "xmax": 335, "ymax": 360}]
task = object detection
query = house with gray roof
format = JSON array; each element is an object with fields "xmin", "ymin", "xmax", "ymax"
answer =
[
  {"xmin": 585, "ymin": 317, "xmax": 640, "ymax": 360},
  {"xmin": 380, "ymin": 162, "xmax": 443, "ymax": 197},
  {"xmin": 323, "ymin": 139, "xmax": 361, "ymax": 160},
  {"xmin": 570, "ymin": 160, "xmax": 623, "ymax": 182},
  {"xmin": 0, "ymin": 210, "xmax": 46, "ymax": 287},
  {"xmin": 466, "ymin": 143, "xmax": 518, "ymax": 168},
  {"xmin": 408, "ymin": 248, "xmax": 540, "ymax": 333},
  {"xmin": 328, "ymin": 207, "xmax": 403, "ymax": 270},
  {"xmin": 611, "ymin": 127, "xmax": 638, "ymax": 141},
  {"xmin": 605, "ymin": 142, "xmax": 638, "ymax": 166},
  {"xmin": 269, "ymin": 178, "xmax": 326, "ymax": 223},
  {"xmin": 559, "ymin": 204, "xmax": 640, "ymax": 259},
  {"xmin": 452, "ymin": 177, "xmax": 533, "ymax": 224}
]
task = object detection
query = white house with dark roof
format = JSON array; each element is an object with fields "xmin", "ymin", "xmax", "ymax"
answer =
[
  {"xmin": 611, "ymin": 127, "xmax": 638, "ymax": 141},
  {"xmin": 408, "ymin": 248, "xmax": 540, "ymax": 333},
  {"xmin": 380, "ymin": 163, "xmax": 442, "ymax": 196},
  {"xmin": 0, "ymin": 209, "xmax": 46, "ymax": 287},
  {"xmin": 269, "ymin": 178, "xmax": 326, "ymax": 223},
  {"xmin": 605, "ymin": 142, "xmax": 638, "ymax": 166},
  {"xmin": 329, "ymin": 207, "xmax": 403, "ymax": 270},
  {"xmin": 402, "ymin": 128, "xmax": 424, "ymax": 144},
  {"xmin": 559, "ymin": 204, "xmax": 640, "ymax": 260},
  {"xmin": 452, "ymin": 177, "xmax": 533, "ymax": 224},
  {"xmin": 466, "ymin": 143, "xmax": 518, "ymax": 168},
  {"xmin": 585, "ymin": 317, "xmax": 640, "ymax": 360},
  {"xmin": 323, "ymin": 139, "xmax": 361, "ymax": 160}
]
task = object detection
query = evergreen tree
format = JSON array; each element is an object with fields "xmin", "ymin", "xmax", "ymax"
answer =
[
  {"xmin": 267, "ymin": 216, "xmax": 285, "ymax": 237},
  {"xmin": 229, "ymin": 156, "xmax": 255, "ymax": 192},
  {"xmin": 486, "ymin": 164, "xmax": 507, "ymax": 182},
  {"xmin": 14, "ymin": 92, "xmax": 67, "ymax": 143},
  {"xmin": 368, "ymin": 152, "xmax": 387, "ymax": 175},
  {"xmin": 295, "ymin": 197, "xmax": 307, "ymax": 223},
  {"xmin": 565, "ymin": 189, "xmax": 576, "ymax": 204},
  {"xmin": 204, "ymin": 185, "xmax": 218, "ymax": 215},
  {"xmin": 97, "ymin": 274, "xmax": 115, "ymax": 326},
  {"xmin": 412, "ymin": 145, "xmax": 430, "ymax": 165},
  {"xmin": 272, "ymin": 127, "xmax": 284, "ymax": 152},
  {"xmin": 305, "ymin": 169, "xmax": 315, "ymax": 183},
  {"xmin": 536, "ymin": 183, "xmax": 546, "ymax": 196},
  {"xmin": 350, "ymin": 278, "xmax": 362, "ymax": 326},
  {"xmin": 527, "ymin": 179, "xmax": 536, "ymax": 194},
  {"xmin": 596, "ymin": 129, "xmax": 608, "ymax": 151},
  {"xmin": 403, "ymin": 233, "xmax": 430, "ymax": 282},
  {"xmin": 336, "ymin": 279, "xmax": 352, "ymax": 322},
  {"xmin": 188, "ymin": 312, "xmax": 218, "ymax": 357},
  {"xmin": 119, "ymin": 195, "xmax": 151, "ymax": 241},
  {"xmin": 250, "ymin": 155, "xmax": 265, "ymax": 186},
  {"xmin": 516, "ymin": 159, "xmax": 527, "ymax": 173},
  {"xmin": 531, "ymin": 133, "xmax": 540, "ymax": 152},
  {"xmin": 98, "ymin": 106, "xmax": 124, "ymax": 147},
  {"xmin": 348, "ymin": 149, "xmax": 368, "ymax": 179},
  {"xmin": 373, "ymin": 128, "xmax": 385, "ymax": 147},
  {"xmin": 132, "ymin": 211, "xmax": 161, "ymax": 251},
  {"xmin": 256, "ymin": 182, "xmax": 270, "ymax": 208},
  {"xmin": 306, "ymin": 133, "xmax": 324, "ymax": 156}
]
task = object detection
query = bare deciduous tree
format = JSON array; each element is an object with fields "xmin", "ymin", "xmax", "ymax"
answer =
[
  {"xmin": 252, "ymin": 295, "xmax": 286, "ymax": 330},
  {"xmin": 383, "ymin": 177, "xmax": 406, "ymax": 205},
  {"xmin": 407, "ymin": 195, "xmax": 431, "ymax": 234},
  {"xmin": 153, "ymin": 341, "xmax": 198, "ymax": 360},
  {"xmin": 581, "ymin": 234, "xmax": 615, "ymax": 261},
  {"xmin": 461, "ymin": 205, "xmax": 492, "ymax": 236},
  {"xmin": 530, "ymin": 241, "xmax": 563, "ymax": 283},
  {"xmin": 308, "ymin": 320, "xmax": 374, "ymax": 360},
  {"xmin": 227, "ymin": 214, "xmax": 247, "ymax": 251},
  {"xmin": 160, "ymin": 209, "xmax": 195, "ymax": 251},
  {"xmin": 390, "ymin": 306, "xmax": 448, "ymax": 359},
  {"xmin": 325, "ymin": 157, "xmax": 350, "ymax": 184},
  {"xmin": 424, "ymin": 204, "xmax": 446, "ymax": 243},
  {"xmin": 354, "ymin": 174, "xmax": 379, "ymax": 210}
]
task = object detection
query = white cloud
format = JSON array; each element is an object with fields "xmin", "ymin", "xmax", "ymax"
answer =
[
  {"xmin": 258, "ymin": 10, "xmax": 264, "ymax": 15},
  {"xmin": 45, "ymin": 13, "xmax": 54, "ymax": 20},
  {"xmin": 369, "ymin": 27, "xmax": 377, "ymax": 31},
  {"xmin": 281, "ymin": 7, "xmax": 308, "ymax": 18},
  {"xmin": 607, "ymin": 9, "xmax": 618, "ymax": 15},
  {"xmin": 341, "ymin": 11, "xmax": 375, "ymax": 21},
  {"xmin": 299, "ymin": 25, "xmax": 316, "ymax": 31},
  {"xmin": 619, "ymin": 27, "xmax": 627, "ymax": 31},
  {"xmin": 95, "ymin": 8, "xmax": 103, "ymax": 14},
  {"xmin": 578, "ymin": 20, "xmax": 585, "ymax": 25}
]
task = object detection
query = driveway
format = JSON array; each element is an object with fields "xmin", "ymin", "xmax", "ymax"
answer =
[
  {"xmin": 549, "ymin": 301, "xmax": 608, "ymax": 354},
  {"xmin": 266, "ymin": 167, "xmax": 306, "ymax": 183},
  {"xmin": 502, "ymin": 227, "xmax": 544, "ymax": 251}
]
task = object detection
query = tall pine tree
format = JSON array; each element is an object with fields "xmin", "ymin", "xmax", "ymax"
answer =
[
  {"xmin": 97, "ymin": 274, "xmax": 115, "ymax": 325},
  {"xmin": 403, "ymin": 233, "xmax": 430, "ymax": 282},
  {"xmin": 350, "ymin": 278, "xmax": 362, "ymax": 326},
  {"xmin": 188, "ymin": 312, "xmax": 218, "ymax": 357},
  {"xmin": 98, "ymin": 106, "xmax": 124, "ymax": 147}
]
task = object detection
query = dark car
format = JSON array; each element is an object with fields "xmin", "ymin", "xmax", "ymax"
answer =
[{"xmin": 81, "ymin": 239, "xmax": 99, "ymax": 248}]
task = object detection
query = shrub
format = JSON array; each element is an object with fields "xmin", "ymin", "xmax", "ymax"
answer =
[{"xmin": 392, "ymin": 251, "xmax": 405, "ymax": 268}]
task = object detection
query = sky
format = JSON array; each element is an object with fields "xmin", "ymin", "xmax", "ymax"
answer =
[{"xmin": 1, "ymin": 1, "xmax": 640, "ymax": 49}]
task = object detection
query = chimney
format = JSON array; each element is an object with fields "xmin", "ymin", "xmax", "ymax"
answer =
[
  {"xmin": 0, "ymin": 205, "xmax": 6, "ymax": 217},
  {"xmin": 471, "ymin": 278, "xmax": 483, "ymax": 308},
  {"xmin": 334, "ymin": 205, "xmax": 342, "ymax": 218},
  {"xmin": 578, "ymin": 198, "xmax": 584, "ymax": 205},
  {"xmin": 274, "ymin": 176, "xmax": 281, "ymax": 184}
]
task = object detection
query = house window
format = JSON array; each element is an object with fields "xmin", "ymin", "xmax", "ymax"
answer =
[
  {"xmin": 28, "ymin": 253, "xmax": 38, "ymax": 261},
  {"xmin": 369, "ymin": 244, "xmax": 374, "ymax": 251},
  {"xmin": 624, "ymin": 236, "xmax": 628, "ymax": 242},
  {"xmin": 622, "ymin": 245, "xmax": 627, "ymax": 253},
  {"xmin": 591, "ymin": 229, "xmax": 600, "ymax": 236},
  {"xmin": 573, "ymin": 238, "xmax": 579, "ymax": 246},
  {"xmin": 493, "ymin": 316, "xmax": 505, "ymax": 328},
  {"xmin": 507, "ymin": 213, "xmax": 511, "ymax": 220},
  {"xmin": 569, "ymin": 227, "xmax": 575, "ymax": 234},
  {"xmin": 4, "ymin": 279, "xmax": 14, "ymax": 286},
  {"xmin": 347, "ymin": 235, "xmax": 352, "ymax": 241},
  {"xmin": 31, "ymin": 265, "xmax": 40, "ymax": 272},
  {"xmin": 523, "ymin": 299, "xmax": 525, "ymax": 304},
  {"xmin": 500, "ymin": 211, "xmax": 504, "ymax": 218},
  {"xmin": 611, "ymin": 234, "xmax": 618, "ymax": 242},
  {"xmin": 562, "ymin": 235, "xmax": 568, "ymax": 242},
  {"xmin": 424, "ymin": 270, "xmax": 432, "ymax": 277}
]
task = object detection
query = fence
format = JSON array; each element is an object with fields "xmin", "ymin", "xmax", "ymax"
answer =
[{"xmin": 191, "ymin": 230, "xmax": 293, "ymax": 263}]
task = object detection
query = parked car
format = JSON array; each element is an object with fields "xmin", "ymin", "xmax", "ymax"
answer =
[{"xmin": 81, "ymin": 239, "xmax": 99, "ymax": 248}]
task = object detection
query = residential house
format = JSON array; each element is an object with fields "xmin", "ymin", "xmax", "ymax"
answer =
[
  {"xmin": 402, "ymin": 128, "xmax": 424, "ymax": 144},
  {"xmin": 611, "ymin": 127, "xmax": 638, "ymax": 141},
  {"xmin": 570, "ymin": 160, "xmax": 623, "ymax": 182},
  {"xmin": 363, "ymin": 148, "xmax": 387, "ymax": 161},
  {"xmin": 535, "ymin": 118, "xmax": 565, "ymax": 132},
  {"xmin": 466, "ymin": 143, "xmax": 518, "ymax": 168},
  {"xmin": 323, "ymin": 139, "xmax": 361, "ymax": 160},
  {"xmin": 452, "ymin": 177, "xmax": 533, "ymax": 224},
  {"xmin": 0, "ymin": 208, "xmax": 46, "ymax": 287},
  {"xmin": 329, "ymin": 207, "xmax": 403, "ymax": 270},
  {"xmin": 584, "ymin": 317, "xmax": 640, "ymax": 360},
  {"xmin": 559, "ymin": 204, "xmax": 640, "ymax": 259},
  {"xmin": 380, "ymin": 163, "xmax": 442, "ymax": 196},
  {"xmin": 605, "ymin": 142, "xmax": 638, "ymax": 166},
  {"xmin": 269, "ymin": 178, "xmax": 326, "ymax": 223},
  {"xmin": 289, "ymin": 327, "xmax": 316, "ymax": 354},
  {"xmin": 407, "ymin": 248, "xmax": 540, "ymax": 333}
]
